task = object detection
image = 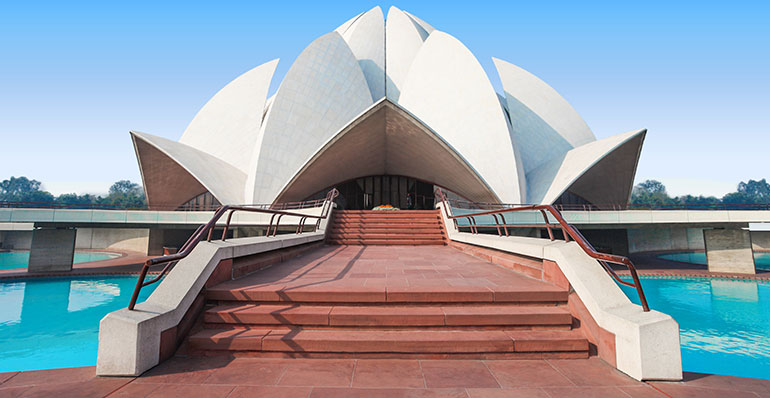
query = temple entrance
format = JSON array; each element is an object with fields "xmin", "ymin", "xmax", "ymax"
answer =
[{"xmin": 306, "ymin": 175, "xmax": 435, "ymax": 210}]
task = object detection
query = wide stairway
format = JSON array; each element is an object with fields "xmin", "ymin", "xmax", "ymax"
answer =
[
  {"xmin": 327, "ymin": 210, "xmax": 446, "ymax": 245},
  {"xmin": 187, "ymin": 245, "xmax": 588, "ymax": 359}
]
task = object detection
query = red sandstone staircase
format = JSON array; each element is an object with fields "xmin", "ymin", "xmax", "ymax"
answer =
[
  {"xmin": 186, "ymin": 246, "xmax": 588, "ymax": 359},
  {"xmin": 327, "ymin": 210, "xmax": 446, "ymax": 245}
]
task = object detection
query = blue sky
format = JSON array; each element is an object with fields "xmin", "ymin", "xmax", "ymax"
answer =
[{"xmin": 0, "ymin": 0, "xmax": 767, "ymax": 198}]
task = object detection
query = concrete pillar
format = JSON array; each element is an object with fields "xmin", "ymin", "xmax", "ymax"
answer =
[
  {"xmin": 751, "ymin": 231, "xmax": 770, "ymax": 252},
  {"xmin": 148, "ymin": 228, "xmax": 165, "ymax": 256},
  {"xmin": 704, "ymin": 229, "xmax": 755, "ymax": 274},
  {"xmin": 28, "ymin": 228, "xmax": 77, "ymax": 272}
]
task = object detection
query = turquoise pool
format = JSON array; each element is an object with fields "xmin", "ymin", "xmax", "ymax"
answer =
[
  {"xmin": 0, "ymin": 275, "xmax": 158, "ymax": 372},
  {"xmin": 0, "ymin": 250, "xmax": 120, "ymax": 271},
  {"xmin": 619, "ymin": 276, "xmax": 770, "ymax": 380}
]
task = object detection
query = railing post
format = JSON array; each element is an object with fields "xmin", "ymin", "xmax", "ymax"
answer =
[
  {"xmin": 221, "ymin": 209, "xmax": 235, "ymax": 241},
  {"xmin": 128, "ymin": 265, "xmax": 150, "ymax": 310},
  {"xmin": 266, "ymin": 213, "xmax": 277, "ymax": 236},
  {"xmin": 628, "ymin": 266, "xmax": 650, "ymax": 312},
  {"xmin": 540, "ymin": 210, "xmax": 554, "ymax": 241},
  {"xmin": 499, "ymin": 213, "xmax": 509, "ymax": 236},
  {"xmin": 273, "ymin": 214, "xmax": 285, "ymax": 236},
  {"xmin": 492, "ymin": 214, "xmax": 502, "ymax": 236}
]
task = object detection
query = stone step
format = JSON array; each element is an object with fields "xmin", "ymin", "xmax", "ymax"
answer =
[
  {"xmin": 334, "ymin": 214, "xmax": 439, "ymax": 218},
  {"xmin": 206, "ymin": 285, "xmax": 569, "ymax": 304},
  {"xmin": 329, "ymin": 228, "xmax": 443, "ymax": 234},
  {"xmin": 334, "ymin": 210, "xmax": 441, "ymax": 217},
  {"xmin": 327, "ymin": 239, "xmax": 445, "ymax": 246},
  {"xmin": 332, "ymin": 218, "xmax": 440, "ymax": 224},
  {"xmin": 327, "ymin": 233, "xmax": 445, "ymax": 240},
  {"xmin": 204, "ymin": 303, "xmax": 573, "ymax": 327},
  {"xmin": 333, "ymin": 214, "xmax": 439, "ymax": 219},
  {"xmin": 337, "ymin": 210, "xmax": 439, "ymax": 214},
  {"xmin": 188, "ymin": 328, "xmax": 588, "ymax": 355}
]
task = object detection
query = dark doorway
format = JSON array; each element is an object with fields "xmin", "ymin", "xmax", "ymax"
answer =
[{"xmin": 306, "ymin": 175, "xmax": 435, "ymax": 210}]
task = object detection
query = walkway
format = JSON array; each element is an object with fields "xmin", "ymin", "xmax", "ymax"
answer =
[
  {"xmin": 208, "ymin": 245, "xmax": 565, "ymax": 300},
  {"xmin": 2, "ymin": 357, "xmax": 769, "ymax": 397}
]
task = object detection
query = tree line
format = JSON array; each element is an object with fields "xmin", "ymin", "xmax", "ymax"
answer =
[
  {"xmin": 631, "ymin": 179, "xmax": 770, "ymax": 207},
  {"xmin": 0, "ymin": 176, "xmax": 146, "ymax": 208}
]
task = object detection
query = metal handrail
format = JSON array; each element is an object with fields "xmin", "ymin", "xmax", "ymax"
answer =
[
  {"xmin": 126, "ymin": 188, "xmax": 339, "ymax": 310},
  {"xmin": 434, "ymin": 188, "xmax": 650, "ymax": 312}
]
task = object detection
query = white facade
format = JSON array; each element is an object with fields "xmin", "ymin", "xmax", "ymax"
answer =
[{"xmin": 132, "ymin": 7, "xmax": 645, "ymax": 209}]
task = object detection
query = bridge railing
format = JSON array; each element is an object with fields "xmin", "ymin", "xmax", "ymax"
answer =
[
  {"xmin": 0, "ymin": 197, "xmax": 332, "ymax": 212},
  {"xmin": 434, "ymin": 188, "xmax": 650, "ymax": 312},
  {"xmin": 441, "ymin": 198, "xmax": 770, "ymax": 211},
  {"xmin": 126, "ymin": 189, "xmax": 339, "ymax": 310}
]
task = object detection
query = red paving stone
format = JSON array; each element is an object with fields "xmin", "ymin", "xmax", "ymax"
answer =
[
  {"xmin": 420, "ymin": 360, "xmax": 500, "ymax": 389},
  {"xmin": 206, "ymin": 245, "xmax": 566, "ymax": 304},
  {"xmin": 484, "ymin": 360, "xmax": 573, "ymax": 388},
  {"xmin": 2, "ymin": 358, "xmax": 770, "ymax": 397},
  {"xmin": 351, "ymin": 359, "xmax": 425, "ymax": 388},
  {"xmin": 276, "ymin": 359, "xmax": 355, "ymax": 387}
]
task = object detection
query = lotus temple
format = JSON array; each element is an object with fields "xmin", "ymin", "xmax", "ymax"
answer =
[
  {"xmin": 1, "ymin": 6, "xmax": 770, "ymax": 398},
  {"xmin": 131, "ymin": 6, "xmax": 643, "ymax": 212}
]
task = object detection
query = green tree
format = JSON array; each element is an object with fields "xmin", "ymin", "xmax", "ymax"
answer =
[
  {"xmin": 100, "ymin": 180, "xmax": 146, "ymax": 207},
  {"xmin": 0, "ymin": 176, "xmax": 54, "ymax": 203},
  {"xmin": 631, "ymin": 180, "xmax": 675, "ymax": 207},
  {"xmin": 722, "ymin": 179, "xmax": 770, "ymax": 205},
  {"xmin": 674, "ymin": 195, "xmax": 721, "ymax": 207},
  {"xmin": 56, "ymin": 193, "xmax": 100, "ymax": 207}
]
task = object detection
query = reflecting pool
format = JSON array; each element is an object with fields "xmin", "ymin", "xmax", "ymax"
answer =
[
  {"xmin": 0, "ymin": 275, "xmax": 157, "ymax": 371},
  {"xmin": 619, "ymin": 276, "xmax": 770, "ymax": 380},
  {"xmin": 0, "ymin": 250, "xmax": 120, "ymax": 270}
]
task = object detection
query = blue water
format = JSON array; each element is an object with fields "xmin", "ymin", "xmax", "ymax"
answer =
[
  {"xmin": 658, "ymin": 251, "xmax": 770, "ymax": 270},
  {"xmin": 0, "ymin": 250, "xmax": 120, "ymax": 270},
  {"xmin": 619, "ymin": 276, "xmax": 770, "ymax": 380},
  {"xmin": 0, "ymin": 275, "xmax": 158, "ymax": 372}
]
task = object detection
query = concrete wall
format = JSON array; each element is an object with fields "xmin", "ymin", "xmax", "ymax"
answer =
[
  {"xmin": 28, "ymin": 228, "xmax": 77, "ymax": 272},
  {"xmin": 752, "ymin": 231, "xmax": 770, "ymax": 252},
  {"xmin": 0, "ymin": 231, "xmax": 33, "ymax": 250},
  {"xmin": 148, "ymin": 228, "xmax": 199, "ymax": 256},
  {"xmin": 580, "ymin": 229, "xmax": 629, "ymax": 256},
  {"xmin": 627, "ymin": 227, "xmax": 705, "ymax": 253},
  {"xmin": 704, "ymin": 229, "xmax": 755, "ymax": 274},
  {"xmin": 76, "ymin": 228, "xmax": 149, "ymax": 252}
]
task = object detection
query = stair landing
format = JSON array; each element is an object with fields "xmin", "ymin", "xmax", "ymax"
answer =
[{"xmin": 206, "ymin": 245, "xmax": 567, "ymax": 304}]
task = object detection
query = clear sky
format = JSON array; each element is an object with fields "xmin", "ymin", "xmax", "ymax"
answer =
[{"xmin": 1, "ymin": 0, "xmax": 767, "ymax": 198}]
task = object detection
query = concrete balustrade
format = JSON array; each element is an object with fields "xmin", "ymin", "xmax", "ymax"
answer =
[
  {"xmin": 96, "ymin": 208, "xmax": 334, "ymax": 376},
  {"xmin": 437, "ymin": 203, "xmax": 683, "ymax": 381}
]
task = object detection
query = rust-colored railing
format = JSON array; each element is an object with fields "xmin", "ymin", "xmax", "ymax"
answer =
[
  {"xmin": 434, "ymin": 188, "xmax": 650, "ymax": 312},
  {"xmin": 127, "ymin": 189, "xmax": 338, "ymax": 310}
]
